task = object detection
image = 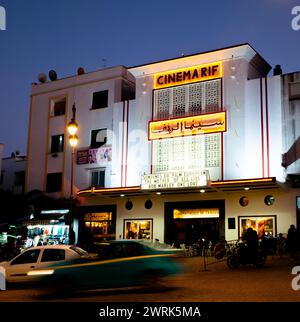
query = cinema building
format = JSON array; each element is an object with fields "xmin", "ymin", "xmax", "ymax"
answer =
[{"xmin": 25, "ymin": 43, "xmax": 300, "ymax": 247}]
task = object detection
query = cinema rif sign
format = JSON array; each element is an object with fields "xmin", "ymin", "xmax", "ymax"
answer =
[
  {"xmin": 149, "ymin": 111, "xmax": 226, "ymax": 140},
  {"xmin": 154, "ymin": 62, "xmax": 222, "ymax": 89}
]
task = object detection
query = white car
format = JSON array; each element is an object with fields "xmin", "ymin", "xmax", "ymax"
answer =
[{"xmin": 0, "ymin": 245, "xmax": 88, "ymax": 286}]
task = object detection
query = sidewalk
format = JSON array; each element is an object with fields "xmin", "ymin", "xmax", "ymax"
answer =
[{"xmin": 173, "ymin": 254, "xmax": 300, "ymax": 302}]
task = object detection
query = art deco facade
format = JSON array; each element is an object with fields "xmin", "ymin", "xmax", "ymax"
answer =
[{"xmin": 25, "ymin": 44, "xmax": 300, "ymax": 247}]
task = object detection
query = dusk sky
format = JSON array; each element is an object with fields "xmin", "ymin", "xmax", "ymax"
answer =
[{"xmin": 0, "ymin": 0, "xmax": 299, "ymax": 157}]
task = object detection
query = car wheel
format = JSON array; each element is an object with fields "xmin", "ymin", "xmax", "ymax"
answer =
[{"xmin": 227, "ymin": 255, "xmax": 240, "ymax": 269}]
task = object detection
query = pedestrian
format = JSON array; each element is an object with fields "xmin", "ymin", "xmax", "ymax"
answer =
[
  {"xmin": 69, "ymin": 227, "xmax": 76, "ymax": 245},
  {"xmin": 242, "ymin": 227, "xmax": 259, "ymax": 259},
  {"xmin": 277, "ymin": 233, "xmax": 286, "ymax": 259},
  {"xmin": 286, "ymin": 224, "xmax": 297, "ymax": 259}
]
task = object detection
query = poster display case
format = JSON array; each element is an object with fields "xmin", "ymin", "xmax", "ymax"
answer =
[
  {"xmin": 239, "ymin": 215, "xmax": 277, "ymax": 239},
  {"xmin": 124, "ymin": 219, "xmax": 153, "ymax": 240}
]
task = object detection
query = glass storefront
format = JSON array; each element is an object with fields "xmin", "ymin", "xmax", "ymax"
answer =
[
  {"xmin": 25, "ymin": 223, "xmax": 69, "ymax": 248},
  {"xmin": 84, "ymin": 212, "xmax": 115, "ymax": 243}
]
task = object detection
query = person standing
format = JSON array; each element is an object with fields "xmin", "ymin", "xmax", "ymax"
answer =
[
  {"xmin": 287, "ymin": 224, "xmax": 297, "ymax": 259},
  {"xmin": 277, "ymin": 233, "xmax": 286, "ymax": 259}
]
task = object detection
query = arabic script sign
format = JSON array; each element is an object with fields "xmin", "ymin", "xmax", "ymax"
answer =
[
  {"xmin": 154, "ymin": 62, "xmax": 222, "ymax": 89},
  {"xmin": 149, "ymin": 111, "xmax": 226, "ymax": 140},
  {"xmin": 141, "ymin": 170, "xmax": 209, "ymax": 190}
]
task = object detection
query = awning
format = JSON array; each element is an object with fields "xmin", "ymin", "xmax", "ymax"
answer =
[
  {"xmin": 77, "ymin": 177, "xmax": 284, "ymax": 199},
  {"xmin": 21, "ymin": 213, "xmax": 67, "ymax": 226}
]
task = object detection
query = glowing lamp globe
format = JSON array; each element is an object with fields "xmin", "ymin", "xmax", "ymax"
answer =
[
  {"xmin": 67, "ymin": 120, "xmax": 78, "ymax": 135},
  {"xmin": 69, "ymin": 135, "xmax": 78, "ymax": 147}
]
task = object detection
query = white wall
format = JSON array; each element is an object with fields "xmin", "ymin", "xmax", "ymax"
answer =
[
  {"xmin": 0, "ymin": 157, "xmax": 26, "ymax": 193},
  {"xmin": 27, "ymin": 66, "xmax": 134, "ymax": 196}
]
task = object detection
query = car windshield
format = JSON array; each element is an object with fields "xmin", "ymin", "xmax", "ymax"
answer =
[{"xmin": 69, "ymin": 246, "xmax": 88, "ymax": 256}]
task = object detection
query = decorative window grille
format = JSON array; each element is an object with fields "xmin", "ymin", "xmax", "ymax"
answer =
[
  {"xmin": 205, "ymin": 134, "xmax": 221, "ymax": 168},
  {"xmin": 189, "ymin": 83, "xmax": 203, "ymax": 115},
  {"xmin": 171, "ymin": 137, "xmax": 185, "ymax": 171},
  {"xmin": 156, "ymin": 89, "xmax": 170, "ymax": 120},
  {"xmin": 154, "ymin": 140, "xmax": 169, "ymax": 172},
  {"xmin": 187, "ymin": 136, "xmax": 206, "ymax": 170},
  {"xmin": 204, "ymin": 80, "xmax": 221, "ymax": 113},
  {"xmin": 153, "ymin": 79, "xmax": 221, "ymax": 119},
  {"xmin": 173, "ymin": 87, "xmax": 186, "ymax": 118}
]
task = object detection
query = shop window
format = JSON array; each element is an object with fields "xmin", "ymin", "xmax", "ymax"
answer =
[
  {"xmin": 41, "ymin": 249, "xmax": 65, "ymax": 262},
  {"xmin": 90, "ymin": 128, "xmax": 107, "ymax": 149},
  {"xmin": 124, "ymin": 219, "xmax": 152, "ymax": 240},
  {"xmin": 51, "ymin": 99, "xmax": 66, "ymax": 116},
  {"xmin": 46, "ymin": 172, "xmax": 62, "ymax": 193},
  {"xmin": 11, "ymin": 249, "xmax": 41, "ymax": 265},
  {"xmin": 50, "ymin": 134, "xmax": 64, "ymax": 153},
  {"xmin": 91, "ymin": 169, "xmax": 105, "ymax": 188},
  {"xmin": 84, "ymin": 212, "xmax": 115, "ymax": 243},
  {"xmin": 91, "ymin": 90, "xmax": 108, "ymax": 109},
  {"xmin": 27, "ymin": 224, "xmax": 69, "ymax": 246}
]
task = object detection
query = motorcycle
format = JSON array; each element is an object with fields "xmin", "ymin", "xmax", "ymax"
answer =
[{"xmin": 226, "ymin": 242, "xmax": 267, "ymax": 269}]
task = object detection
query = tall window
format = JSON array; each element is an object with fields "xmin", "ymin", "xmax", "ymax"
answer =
[
  {"xmin": 51, "ymin": 134, "xmax": 64, "ymax": 153},
  {"xmin": 91, "ymin": 169, "xmax": 105, "ymax": 188},
  {"xmin": 92, "ymin": 90, "xmax": 108, "ymax": 109},
  {"xmin": 90, "ymin": 129, "xmax": 107, "ymax": 149},
  {"xmin": 46, "ymin": 172, "xmax": 62, "ymax": 192},
  {"xmin": 152, "ymin": 79, "xmax": 222, "ymax": 181},
  {"xmin": 51, "ymin": 98, "xmax": 66, "ymax": 116},
  {"xmin": 14, "ymin": 171, "xmax": 25, "ymax": 187}
]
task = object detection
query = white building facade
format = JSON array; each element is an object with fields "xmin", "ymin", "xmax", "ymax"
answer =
[
  {"xmin": 26, "ymin": 44, "xmax": 300, "ymax": 247},
  {"xmin": 0, "ymin": 153, "xmax": 26, "ymax": 195}
]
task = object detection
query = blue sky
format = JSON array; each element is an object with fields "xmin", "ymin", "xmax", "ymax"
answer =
[{"xmin": 0, "ymin": 0, "xmax": 299, "ymax": 156}]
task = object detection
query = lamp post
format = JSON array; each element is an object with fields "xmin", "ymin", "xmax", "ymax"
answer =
[{"xmin": 67, "ymin": 104, "xmax": 78, "ymax": 198}]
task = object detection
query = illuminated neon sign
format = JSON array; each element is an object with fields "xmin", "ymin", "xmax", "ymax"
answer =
[
  {"xmin": 149, "ymin": 111, "xmax": 226, "ymax": 140},
  {"xmin": 154, "ymin": 62, "xmax": 222, "ymax": 89},
  {"xmin": 173, "ymin": 208, "xmax": 220, "ymax": 219}
]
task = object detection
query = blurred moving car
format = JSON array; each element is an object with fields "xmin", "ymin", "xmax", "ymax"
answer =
[
  {"xmin": 2, "ymin": 240, "xmax": 183, "ymax": 291},
  {"xmin": 0, "ymin": 245, "xmax": 88, "ymax": 286}
]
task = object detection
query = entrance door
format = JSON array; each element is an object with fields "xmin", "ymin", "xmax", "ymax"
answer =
[
  {"xmin": 174, "ymin": 219, "xmax": 220, "ymax": 246},
  {"xmin": 164, "ymin": 200, "xmax": 225, "ymax": 247}
]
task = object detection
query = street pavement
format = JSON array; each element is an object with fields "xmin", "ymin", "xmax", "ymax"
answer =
[{"xmin": 0, "ymin": 254, "xmax": 300, "ymax": 302}]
